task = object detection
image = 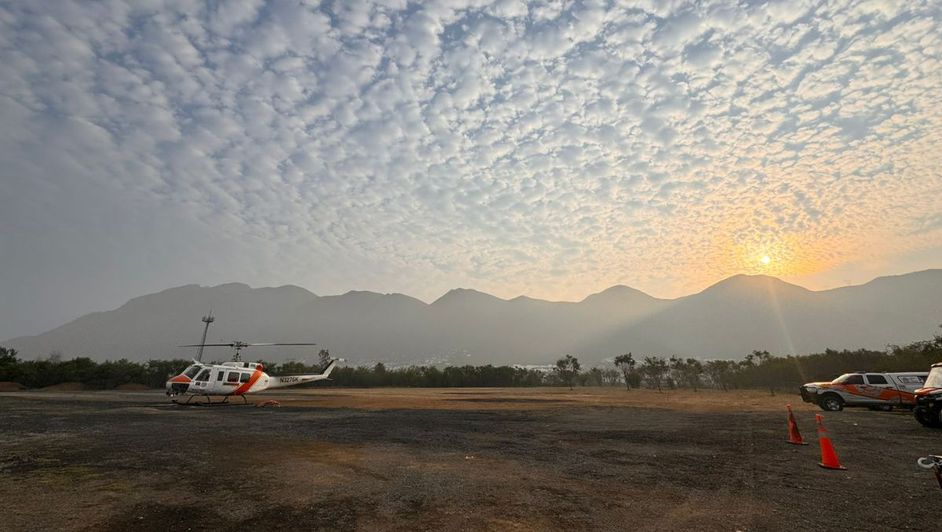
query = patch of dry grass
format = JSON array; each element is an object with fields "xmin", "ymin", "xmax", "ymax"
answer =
[
  {"xmin": 1, "ymin": 386, "xmax": 817, "ymax": 413},
  {"xmin": 263, "ymin": 386, "xmax": 814, "ymax": 413}
]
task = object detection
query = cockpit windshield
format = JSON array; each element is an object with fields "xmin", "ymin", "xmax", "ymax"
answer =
[{"xmin": 183, "ymin": 365, "xmax": 202, "ymax": 378}]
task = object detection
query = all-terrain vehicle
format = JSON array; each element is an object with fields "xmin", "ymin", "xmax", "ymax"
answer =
[{"xmin": 914, "ymin": 363, "xmax": 942, "ymax": 428}]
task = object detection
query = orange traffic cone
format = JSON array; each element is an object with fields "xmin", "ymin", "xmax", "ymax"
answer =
[
  {"xmin": 815, "ymin": 414, "xmax": 846, "ymax": 470},
  {"xmin": 786, "ymin": 404, "xmax": 808, "ymax": 445}
]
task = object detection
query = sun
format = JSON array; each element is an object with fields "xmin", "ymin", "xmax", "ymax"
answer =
[{"xmin": 760, "ymin": 255, "xmax": 772, "ymax": 266}]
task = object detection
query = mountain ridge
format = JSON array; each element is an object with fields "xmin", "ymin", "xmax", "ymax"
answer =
[{"xmin": 4, "ymin": 269, "xmax": 941, "ymax": 365}]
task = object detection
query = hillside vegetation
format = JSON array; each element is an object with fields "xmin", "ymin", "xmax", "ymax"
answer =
[{"xmin": 2, "ymin": 330, "xmax": 940, "ymax": 391}]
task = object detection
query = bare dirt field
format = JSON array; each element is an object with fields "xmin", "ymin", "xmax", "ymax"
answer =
[{"xmin": 0, "ymin": 387, "xmax": 938, "ymax": 531}]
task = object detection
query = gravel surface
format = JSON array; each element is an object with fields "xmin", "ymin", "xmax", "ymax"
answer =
[{"xmin": 0, "ymin": 390, "xmax": 938, "ymax": 531}]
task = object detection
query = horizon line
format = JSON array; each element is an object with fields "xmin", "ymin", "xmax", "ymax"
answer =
[{"xmin": 183, "ymin": 267, "xmax": 942, "ymax": 306}]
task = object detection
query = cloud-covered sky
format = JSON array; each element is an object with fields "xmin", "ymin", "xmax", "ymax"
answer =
[{"xmin": 1, "ymin": 0, "xmax": 941, "ymax": 339}]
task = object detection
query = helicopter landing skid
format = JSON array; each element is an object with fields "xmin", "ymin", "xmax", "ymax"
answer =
[{"xmin": 171, "ymin": 394, "xmax": 251, "ymax": 406}]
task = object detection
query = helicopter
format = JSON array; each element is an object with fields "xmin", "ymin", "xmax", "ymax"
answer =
[{"xmin": 165, "ymin": 340, "xmax": 337, "ymax": 405}]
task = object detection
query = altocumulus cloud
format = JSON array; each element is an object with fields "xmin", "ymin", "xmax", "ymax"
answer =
[{"xmin": 0, "ymin": 0, "xmax": 940, "ymax": 338}]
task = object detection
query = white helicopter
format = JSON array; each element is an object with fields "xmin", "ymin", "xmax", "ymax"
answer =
[{"xmin": 165, "ymin": 340, "xmax": 337, "ymax": 405}]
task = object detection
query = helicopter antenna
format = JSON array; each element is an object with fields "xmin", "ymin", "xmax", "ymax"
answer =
[{"xmin": 195, "ymin": 311, "xmax": 215, "ymax": 362}]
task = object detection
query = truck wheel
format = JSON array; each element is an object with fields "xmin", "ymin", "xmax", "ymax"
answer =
[
  {"xmin": 819, "ymin": 394, "xmax": 844, "ymax": 411},
  {"xmin": 914, "ymin": 406, "xmax": 942, "ymax": 428}
]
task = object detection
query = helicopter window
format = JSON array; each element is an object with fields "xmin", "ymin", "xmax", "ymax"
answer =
[
  {"xmin": 183, "ymin": 365, "xmax": 201, "ymax": 379},
  {"xmin": 195, "ymin": 369, "xmax": 211, "ymax": 382},
  {"xmin": 226, "ymin": 372, "xmax": 239, "ymax": 383},
  {"xmin": 216, "ymin": 371, "xmax": 224, "ymax": 382},
  {"xmin": 240, "ymin": 372, "xmax": 251, "ymax": 383}
]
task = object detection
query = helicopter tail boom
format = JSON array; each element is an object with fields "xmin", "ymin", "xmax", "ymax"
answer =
[{"xmin": 268, "ymin": 360, "xmax": 337, "ymax": 389}]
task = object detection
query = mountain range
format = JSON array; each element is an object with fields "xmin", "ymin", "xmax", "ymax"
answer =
[{"xmin": 4, "ymin": 270, "xmax": 942, "ymax": 366}]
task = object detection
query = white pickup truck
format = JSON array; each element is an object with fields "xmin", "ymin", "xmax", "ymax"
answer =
[{"xmin": 799, "ymin": 371, "xmax": 927, "ymax": 411}]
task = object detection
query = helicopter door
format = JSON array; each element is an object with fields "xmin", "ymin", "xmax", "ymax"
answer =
[
  {"xmin": 210, "ymin": 368, "xmax": 225, "ymax": 393},
  {"xmin": 192, "ymin": 368, "xmax": 211, "ymax": 392}
]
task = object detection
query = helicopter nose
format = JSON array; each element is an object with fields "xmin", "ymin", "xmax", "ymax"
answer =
[
  {"xmin": 166, "ymin": 381, "xmax": 190, "ymax": 395},
  {"xmin": 166, "ymin": 375, "xmax": 192, "ymax": 396}
]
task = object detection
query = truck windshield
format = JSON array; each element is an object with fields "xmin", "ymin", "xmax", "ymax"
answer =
[
  {"xmin": 925, "ymin": 368, "xmax": 942, "ymax": 388},
  {"xmin": 831, "ymin": 374, "xmax": 864, "ymax": 384}
]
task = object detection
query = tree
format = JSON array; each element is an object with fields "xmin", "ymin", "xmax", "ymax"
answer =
[
  {"xmin": 668, "ymin": 356, "xmax": 685, "ymax": 389},
  {"xmin": 0, "ymin": 346, "xmax": 19, "ymax": 382},
  {"xmin": 613, "ymin": 353, "xmax": 636, "ymax": 390},
  {"xmin": 682, "ymin": 358, "xmax": 703, "ymax": 391},
  {"xmin": 278, "ymin": 361, "xmax": 313, "ymax": 375},
  {"xmin": 742, "ymin": 350, "xmax": 777, "ymax": 395},
  {"xmin": 704, "ymin": 360, "xmax": 734, "ymax": 391},
  {"xmin": 640, "ymin": 356, "xmax": 668, "ymax": 392},
  {"xmin": 600, "ymin": 368, "xmax": 621, "ymax": 386},
  {"xmin": 555, "ymin": 355, "xmax": 581, "ymax": 390},
  {"xmin": 578, "ymin": 367, "xmax": 603, "ymax": 386},
  {"xmin": 317, "ymin": 349, "xmax": 331, "ymax": 369},
  {"xmin": 373, "ymin": 362, "xmax": 387, "ymax": 385},
  {"xmin": 0, "ymin": 346, "xmax": 17, "ymax": 362},
  {"xmin": 755, "ymin": 350, "xmax": 771, "ymax": 363}
]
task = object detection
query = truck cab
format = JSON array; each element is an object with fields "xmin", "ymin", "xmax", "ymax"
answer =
[
  {"xmin": 800, "ymin": 371, "xmax": 927, "ymax": 411},
  {"xmin": 914, "ymin": 363, "xmax": 942, "ymax": 427}
]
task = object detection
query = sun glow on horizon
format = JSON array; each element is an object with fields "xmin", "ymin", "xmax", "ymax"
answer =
[{"xmin": 715, "ymin": 232, "xmax": 838, "ymax": 283}]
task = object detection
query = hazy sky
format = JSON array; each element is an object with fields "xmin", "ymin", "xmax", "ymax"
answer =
[{"xmin": 1, "ymin": 0, "xmax": 941, "ymax": 340}]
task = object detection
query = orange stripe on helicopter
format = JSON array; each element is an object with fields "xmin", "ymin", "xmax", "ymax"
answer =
[
  {"xmin": 232, "ymin": 368, "xmax": 263, "ymax": 395},
  {"xmin": 169, "ymin": 375, "xmax": 192, "ymax": 384}
]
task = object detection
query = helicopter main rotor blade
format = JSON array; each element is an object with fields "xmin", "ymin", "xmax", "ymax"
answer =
[
  {"xmin": 179, "ymin": 343, "xmax": 236, "ymax": 347},
  {"xmin": 243, "ymin": 343, "xmax": 317, "ymax": 346},
  {"xmin": 178, "ymin": 342, "xmax": 317, "ymax": 347}
]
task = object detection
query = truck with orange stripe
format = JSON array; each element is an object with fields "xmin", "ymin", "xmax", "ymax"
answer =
[
  {"xmin": 914, "ymin": 363, "xmax": 942, "ymax": 427},
  {"xmin": 799, "ymin": 371, "xmax": 927, "ymax": 412}
]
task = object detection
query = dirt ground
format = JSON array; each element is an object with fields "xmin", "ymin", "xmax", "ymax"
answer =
[{"xmin": 0, "ymin": 387, "xmax": 938, "ymax": 531}]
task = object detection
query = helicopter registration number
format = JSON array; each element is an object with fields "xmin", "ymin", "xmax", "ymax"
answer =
[{"xmin": 280, "ymin": 376, "xmax": 301, "ymax": 384}]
